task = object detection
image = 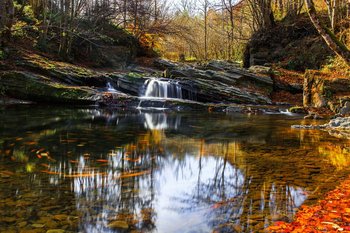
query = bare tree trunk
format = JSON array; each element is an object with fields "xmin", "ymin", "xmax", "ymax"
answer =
[
  {"xmin": 134, "ymin": 0, "xmax": 138, "ymax": 31},
  {"xmin": 154, "ymin": 0, "xmax": 158, "ymax": 22},
  {"xmin": 331, "ymin": 0, "xmax": 337, "ymax": 30},
  {"xmin": 203, "ymin": 0, "xmax": 208, "ymax": 60},
  {"xmin": 123, "ymin": 0, "xmax": 127, "ymax": 28},
  {"xmin": 0, "ymin": 0, "xmax": 14, "ymax": 46},
  {"xmin": 305, "ymin": 0, "xmax": 350, "ymax": 65}
]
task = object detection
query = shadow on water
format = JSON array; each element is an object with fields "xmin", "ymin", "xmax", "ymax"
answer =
[{"xmin": 0, "ymin": 106, "xmax": 350, "ymax": 233}]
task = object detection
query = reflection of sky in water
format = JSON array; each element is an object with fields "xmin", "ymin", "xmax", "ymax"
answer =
[
  {"xmin": 156, "ymin": 156, "xmax": 245, "ymax": 233},
  {"xmin": 45, "ymin": 147, "xmax": 307, "ymax": 233}
]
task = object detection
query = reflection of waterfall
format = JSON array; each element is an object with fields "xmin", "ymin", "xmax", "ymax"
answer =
[
  {"xmin": 143, "ymin": 78, "xmax": 183, "ymax": 99},
  {"xmin": 144, "ymin": 113, "xmax": 182, "ymax": 130}
]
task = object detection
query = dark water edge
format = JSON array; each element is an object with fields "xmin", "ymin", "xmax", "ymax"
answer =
[{"xmin": 0, "ymin": 106, "xmax": 350, "ymax": 233}]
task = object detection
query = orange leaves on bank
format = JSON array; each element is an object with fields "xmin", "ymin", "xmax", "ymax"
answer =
[{"xmin": 269, "ymin": 176, "xmax": 350, "ymax": 232}]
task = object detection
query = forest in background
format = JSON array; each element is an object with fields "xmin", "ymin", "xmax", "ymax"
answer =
[{"xmin": 0, "ymin": 0, "xmax": 349, "ymax": 69}]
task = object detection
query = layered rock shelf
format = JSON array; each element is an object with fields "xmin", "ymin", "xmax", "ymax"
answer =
[{"xmin": 1, "ymin": 55, "xmax": 276, "ymax": 109}]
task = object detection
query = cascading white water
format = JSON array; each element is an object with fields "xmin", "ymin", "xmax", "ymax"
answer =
[
  {"xmin": 106, "ymin": 82, "xmax": 117, "ymax": 92},
  {"xmin": 143, "ymin": 78, "xmax": 183, "ymax": 99}
]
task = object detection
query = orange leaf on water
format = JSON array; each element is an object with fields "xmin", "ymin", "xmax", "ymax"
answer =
[{"xmin": 96, "ymin": 159, "xmax": 108, "ymax": 163}]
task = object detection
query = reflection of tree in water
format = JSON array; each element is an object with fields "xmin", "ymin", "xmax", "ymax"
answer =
[
  {"xmin": 170, "ymin": 141, "xmax": 308, "ymax": 232},
  {"xmin": 66, "ymin": 136, "xmax": 165, "ymax": 233}
]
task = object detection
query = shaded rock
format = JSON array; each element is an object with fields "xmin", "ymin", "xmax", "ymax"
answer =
[
  {"xmin": 115, "ymin": 74, "xmax": 147, "ymax": 96},
  {"xmin": 15, "ymin": 53, "xmax": 113, "ymax": 87},
  {"xmin": 339, "ymin": 101, "xmax": 350, "ymax": 116},
  {"xmin": 244, "ymin": 15, "xmax": 332, "ymax": 70},
  {"xmin": 303, "ymin": 70, "xmax": 350, "ymax": 113},
  {"xmin": 248, "ymin": 65, "xmax": 272, "ymax": 75},
  {"xmin": 0, "ymin": 71, "xmax": 101, "ymax": 104}
]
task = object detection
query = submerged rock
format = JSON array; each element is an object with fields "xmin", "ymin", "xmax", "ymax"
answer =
[
  {"xmin": 292, "ymin": 117, "xmax": 350, "ymax": 139},
  {"xmin": 327, "ymin": 117, "xmax": 350, "ymax": 130}
]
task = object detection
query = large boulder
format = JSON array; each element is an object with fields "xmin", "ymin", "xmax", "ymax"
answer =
[
  {"xmin": 303, "ymin": 70, "xmax": 350, "ymax": 113},
  {"xmin": 0, "ymin": 71, "xmax": 101, "ymax": 104},
  {"xmin": 154, "ymin": 60, "xmax": 273, "ymax": 104},
  {"xmin": 14, "ymin": 52, "xmax": 115, "ymax": 87}
]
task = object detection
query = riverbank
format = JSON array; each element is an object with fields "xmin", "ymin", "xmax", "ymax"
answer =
[{"xmin": 269, "ymin": 174, "xmax": 350, "ymax": 232}]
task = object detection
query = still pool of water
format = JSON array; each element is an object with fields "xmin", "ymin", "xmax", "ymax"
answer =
[{"xmin": 1, "ymin": 106, "xmax": 350, "ymax": 233}]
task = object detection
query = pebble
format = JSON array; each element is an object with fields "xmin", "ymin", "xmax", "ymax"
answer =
[
  {"xmin": 107, "ymin": 220, "xmax": 129, "ymax": 229},
  {"xmin": 18, "ymin": 221, "xmax": 27, "ymax": 227},
  {"xmin": 2, "ymin": 216, "xmax": 17, "ymax": 223},
  {"xmin": 46, "ymin": 230, "xmax": 65, "ymax": 233},
  {"xmin": 32, "ymin": 223, "xmax": 45, "ymax": 228},
  {"xmin": 53, "ymin": 214, "xmax": 68, "ymax": 221}
]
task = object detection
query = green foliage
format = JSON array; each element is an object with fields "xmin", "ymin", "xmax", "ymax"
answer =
[
  {"xmin": 14, "ymin": 2, "xmax": 37, "ymax": 24},
  {"xmin": 0, "ymin": 50, "xmax": 5, "ymax": 60},
  {"xmin": 289, "ymin": 106, "xmax": 306, "ymax": 114},
  {"xmin": 323, "ymin": 56, "xmax": 350, "ymax": 76},
  {"xmin": 12, "ymin": 21, "xmax": 29, "ymax": 38},
  {"xmin": 127, "ymin": 72, "xmax": 143, "ymax": 79}
]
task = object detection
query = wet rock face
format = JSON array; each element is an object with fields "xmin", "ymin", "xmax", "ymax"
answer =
[{"xmin": 303, "ymin": 70, "xmax": 350, "ymax": 113}]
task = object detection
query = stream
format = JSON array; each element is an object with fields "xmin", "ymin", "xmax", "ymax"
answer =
[{"xmin": 0, "ymin": 106, "xmax": 350, "ymax": 233}]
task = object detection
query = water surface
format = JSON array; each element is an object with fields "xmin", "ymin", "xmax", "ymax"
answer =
[{"xmin": 1, "ymin": 106, "xmax": 350, "ymax": 233}]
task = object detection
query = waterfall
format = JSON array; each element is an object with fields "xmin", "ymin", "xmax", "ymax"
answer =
[
  {"xmin": 143, "ymin": 78, "xmax": 183, "ymax": 99},
  {"xmin": 106, "ymin": 82, "xmax": 117, "ymax": 92}
]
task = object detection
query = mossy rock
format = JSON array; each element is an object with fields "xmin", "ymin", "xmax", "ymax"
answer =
[{"xmin": 0, "ymin": 71, "xmax": 101, "ymax": 104}]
